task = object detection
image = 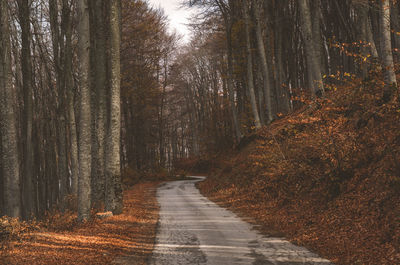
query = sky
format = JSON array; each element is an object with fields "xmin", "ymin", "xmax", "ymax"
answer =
[{"xmin": 147, "ymin": 0, "xmax": 194, "ymax": 43}]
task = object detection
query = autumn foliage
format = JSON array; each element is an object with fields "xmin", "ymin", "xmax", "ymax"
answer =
[
  {"xmin": 197, "ymin": 77, "xmax": 400, "ymax": 265},
  {"xmin": 0, "ymin": 182, "xmax": 160, "ymax": 265}
]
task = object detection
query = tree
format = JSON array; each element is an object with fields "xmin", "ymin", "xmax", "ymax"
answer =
[
  {"xmin": 63, "ymin": 0, "xmax": 79, "ymax": 196},
  {"xmin": 50, "ymin": 0, "xmax": 68, "ymax": 207},
  {"xmin": 253, "ymin": 0, "xmax": 273, "ymax": 123},
  {"xmin": 18, "ymin": 0, "xmax": 35, "ymax": 219},
  {"xmin": 77, "ymin": 0, "xmax": 92, "ymax": 221},
  {"xmin": 105, "ymin": 0, "xmax": 123, "ymax": 214},
  {"xmin": 243, "ymin": 0, "xmax": 261, "ymax": 128},
  {"xmin": 298, "ymin": 0, "xmax": 325, "ymax": 97},
  {"xmin": 91, "ymin": 0, "xmax": 107, "ymax": 209},
  {"xmin": 0, "ymin": 0, "xmax": 21, "ymax": 218},
  {"xmin": 380, "ymin": 0, "xmax": 397, "ymax": 100}
]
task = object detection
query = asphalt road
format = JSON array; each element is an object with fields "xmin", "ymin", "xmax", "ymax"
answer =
[{"xmin": 150, "ymin": 177, "xmax": 332, "ymax": 265}]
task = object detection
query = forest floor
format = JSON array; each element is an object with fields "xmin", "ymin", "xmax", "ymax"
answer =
[
  {"xmin": 186, "ymin": 77, "xmax": 400, "ymax": 265},
  {"xmin": 0, "ymin": 182, "xmax": 161, "ymax": 265}
]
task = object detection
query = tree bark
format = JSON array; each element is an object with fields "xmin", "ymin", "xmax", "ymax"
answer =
[
  {"xmin": 105, "ymin": 0, "xmax": 123, "ymax": 215},
  {"xmin": 91, "ymin": 0, "xmax": 107, "ymax": 209},
  {"xmin": 390, "ymin": 0, "xmax": 400, "ymax": 50},
  {"xmin": 254, "ymin": 0, "xmax": 273, "ymax": 123},
  {"xmin": 50, "ymin": 0, "xmax": 68, "ymax": 208},
  {"xmin": 366, "ymin": 14, "xmax": 379, "ymax": 59},
  {"xmin": 356, "ymin": 1, "xmax": 369, "ymax": 78},
  {"xmin": 0, "ymin": 0, "xmax": 21, "ymax": 218},
  {"xmin": 311, "ymin": 0, "xmax": 324, "ymax": 74},
  {"xmin": 77, "ymin": 0, "xmax": 92, "ymax": 221},
  {"xmin": 226, "ymin": 26, "xmax": 242, "ymax": 142},
  {"xmin": 298, "ymin": 0, "xmax": 325, "ymax": 97},
  {"xmin": 243, "ymin": 0, "xmax": 262, "ymax": 129},
  {"xmin": 62, "ymin": 0, "xmax": 78, "ymax": 196},
  {"xmin": 18, "ymin": 0, "xmax": 35, "ymax": 219},
  {"xmin": 380, "ymin": 0, "xmax": 398, "ymax": 100},
  {"xmin": 274, "ymin": 1, "xmax": 290, "ymax": 113}
]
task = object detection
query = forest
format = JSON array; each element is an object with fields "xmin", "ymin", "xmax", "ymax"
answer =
[{"xmin": 0, "ymin": 0, "xmax": 399, "ymax": 264}]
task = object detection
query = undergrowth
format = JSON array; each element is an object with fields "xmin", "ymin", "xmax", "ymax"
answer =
[{"xmin": 197, "ymin": 77, "xmax": 400, "ymax": 265}]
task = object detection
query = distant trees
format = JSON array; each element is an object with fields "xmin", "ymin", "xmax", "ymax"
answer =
[{"xmin": 120, "ymin": 0, "xmax": 179, "ymax": 171}]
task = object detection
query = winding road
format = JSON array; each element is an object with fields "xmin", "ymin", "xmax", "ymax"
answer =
[{"xmin": 150, "ymin": 177, "xmax": 332, "ymax": 265}]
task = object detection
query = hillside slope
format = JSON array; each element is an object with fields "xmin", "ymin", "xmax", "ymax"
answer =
[{"xmin": 197, "ymin": 79, "xmax": 400, "ymax": 264}]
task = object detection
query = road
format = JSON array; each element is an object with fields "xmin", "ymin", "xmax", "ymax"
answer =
[{"xmin": 150, "ymin": 177, "xmax": 332, "ymax": 265}]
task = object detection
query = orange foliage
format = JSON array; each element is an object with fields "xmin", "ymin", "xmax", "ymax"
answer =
[
  {"xmin": 0, "ymin": 182, "xmax": 160, "ymax": 265},
  {"xmin": 198, "ymin": 77, "xmax": 400, "ymax": 265}
]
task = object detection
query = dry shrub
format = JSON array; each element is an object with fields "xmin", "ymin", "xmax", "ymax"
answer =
[{"xmin": 42, "ymin": 210, "xmax": 78, "ymax": 231}]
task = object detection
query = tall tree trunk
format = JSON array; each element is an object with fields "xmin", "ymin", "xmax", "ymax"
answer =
[
  {"xmin": 226, "ymin": 26, "xmax": 242, "ymax": 142},
  {"xmin": 105, "ymin": 0, "xmax": 123, "ymax": 215},
  {"xmin": 91, "ymin": 0, "xmax": 107, "ymax": 209},
  {"xmin": 380, "ymin": 0, "xmax": 398, "ymax": 101},
  {"xmin": 63, "ymin": 0, "xmax": 78, "ymax": 196},
  {"xmin": 356, "ymin": 1, "xmax": 373, "ymax": 79},
  {"xmin": 18, "ymin": 0, "xmax": 34, "ymax": 219},
  {"xmin": 254, "ymin": 0, "xmax": 273, "ymax": 123},
  {"xmin": 50, "ymin": 0, "xmax": 68, "ymax": 208},
  {"xmin": 243, "ymin": 0, "xmax": 262, "ymax": 129},
  {"xmin": 0, "ymin": 0, "xmax": 21, "ymax": 218},
  {"xmin": 77, "ymin": 0, "xmax": 92, "ymax": 221},
  {"xmin": 159, "ymin": 58, "xmax": 168, "ymax": 167},
  {"xmin": 311, "ymin": 0, "xmax": 324, "ymax": 74},
  {"xmin": 366, "ymin": 14, "xmax": 379, "ymax": 59},
  {"xmin": 274, "ymin": 2, "xmax": 290, "ymax": 113},
  {"xmin": 390, "ymin": 0, "xmax": 400, "ymax": 51},
  {"xmin": 298, "ymin": 0, "xmax": 325, "ymax": 97},
  {"xmin": 0, "ymin": 132, "xmax": 3, "ymax": 216}
]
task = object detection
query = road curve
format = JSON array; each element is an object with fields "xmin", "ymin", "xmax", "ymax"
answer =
[{"xmin": 150, "ymin": 177, "xmax": 332, "ymax": 265}]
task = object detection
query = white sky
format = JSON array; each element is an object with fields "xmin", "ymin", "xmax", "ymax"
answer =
[{"xmin": 147, "ymin": 0, "xmax": 193, "ymax": 43}]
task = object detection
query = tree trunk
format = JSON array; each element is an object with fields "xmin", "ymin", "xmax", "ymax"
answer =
[
  {"xmin": 18, "ymin": 0, "xmax": 35, "ymax": 219},
  {"xmin": 91, "ymin": 0, "xmax": 107, "ymax": 209},
  {"xmin": 311, "ymin": 0, "xmax": 324, "ymax": 74},
  {"xmin": 390, "ymin": 0, "xmax": 400, "ymax": 51},
  {"xmin": 159, "ymin": 56, "xmax": 168, "ymax": 167},
  {"xmin": 254, "ymin": 0, "xmax": 273, "ymax": 123},
  {"xmin": 298, "ymin": 0, "xmax": 325, "ymax": 97},
  {"xmin": 226, "ymin": 27, "xmax": 242, "ymax": 142},
  {"xmin": 0, "ymin": 132, "xmax": 3, "ymax": 216},
  {"xmin": 356, "ymin": 1, "xmax": 369, "ymax": 78},
  {"xmin": 366, "ymin": 14, "xmax": 379, "ymax": 59},
  {"xmin": 50, "ymin": 0, "xmax": 68, "ymax": 209},
  {"xmin": 77, "ymin": 0, "xmax": 92, "ymax": 221},
  {"xmin": 63, "ymin": 0, "xmax": 78, "ymax": 196},
  {"xmin": 105, "ymin": 0, "xmax": 123, "ymax": 215},
  {"xmin": 0, "ymin": 0, "xmax": 21, "ymax": 218},
  {"xmin": 243, "ymin": 0, "xmax": 262, "ymax": 129},
  {"xmin": 380, "ymin": 0, "xmax": 398, "ymax": 100},
  {"xmin": 274, "ymin": 3, "xmax": 290, "ymax": 113}
]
